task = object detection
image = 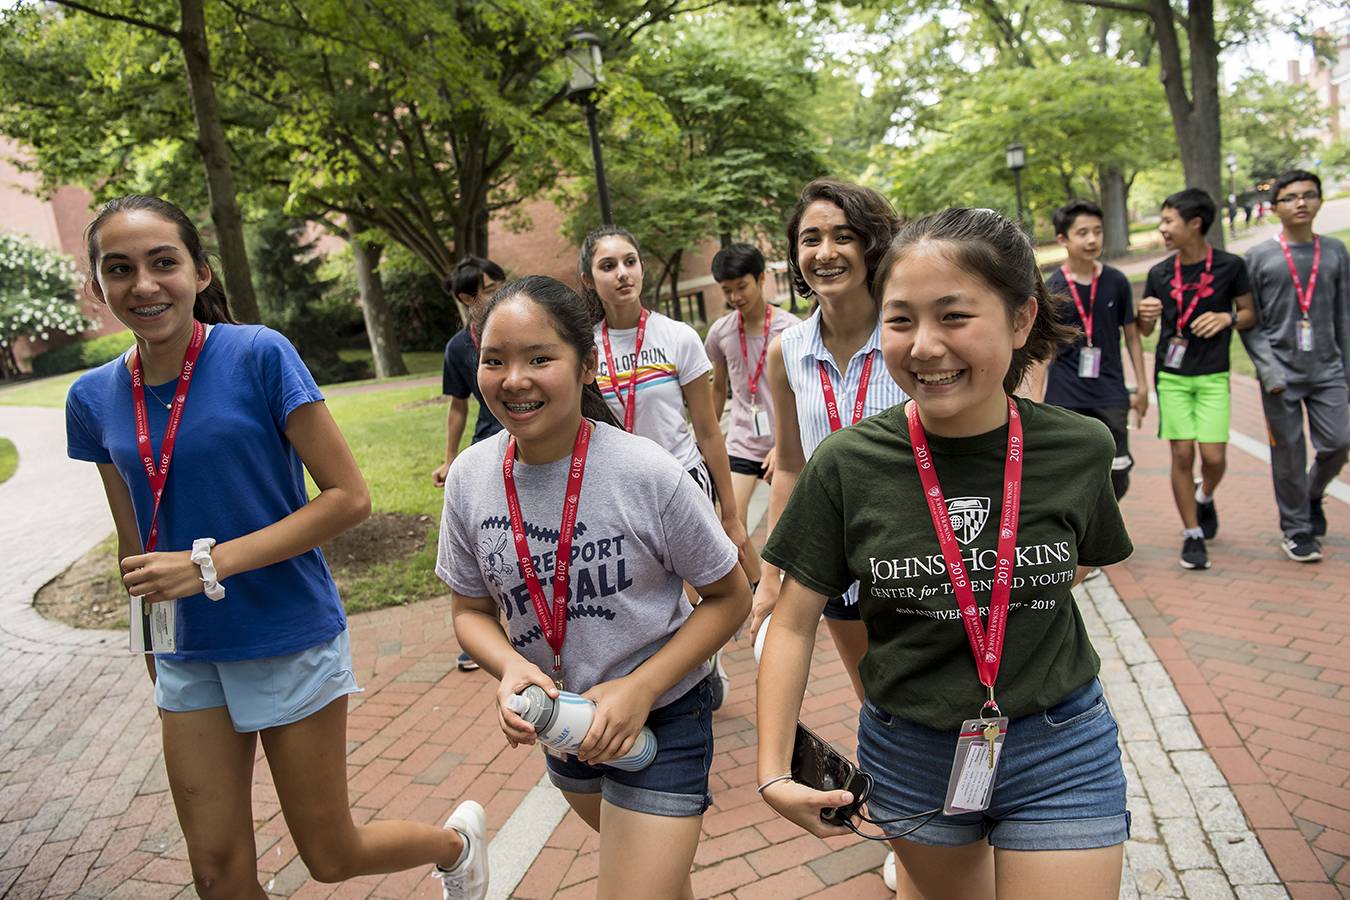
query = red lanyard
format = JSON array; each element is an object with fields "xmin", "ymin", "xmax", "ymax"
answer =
[
  {"xmin": 737, "ymin": 307, "xmax": 772, "ymax": 404},
  {"xmin": 1060, "ymin": 265, "xmax": 1099, "ymax": 346},
  {"xmin": 1279, "ymin": 233, "xmax": 1320, "ymax": 319},
  {"xmin": 502, "ymin": 420, "xmax": 592, "ymax": 684},
  {"xmin": 601, "ymin": 309, "xmax": 649, "ymax": 432},
  {"xmin": 818, "ymin": 349, "xmax": 876, "ymax": 433},
  {"xmin": 131, "ymin": 320, "xmax": 206, "ymax": 553},
  {"xmin": 907, "ymin": 397, "xmax": 1023, "ymax": 706},
  {"xmin": 1170, "ymin": 246, "xmax": 1214, "ymax": 333}
]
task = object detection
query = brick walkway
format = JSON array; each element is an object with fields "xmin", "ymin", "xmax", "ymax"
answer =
[{"xmin": 1113, "ymin": 373, "xmax": 1350, "ymax": 898}]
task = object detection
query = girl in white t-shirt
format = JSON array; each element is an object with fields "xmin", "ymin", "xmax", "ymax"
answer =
[
  {"xmin": 580, "ymin": 226, "xmax": 753, "ymax": 707},
  {"xmin": 438, "ymin": 275, "xmax": 750, "ymax": 899}
]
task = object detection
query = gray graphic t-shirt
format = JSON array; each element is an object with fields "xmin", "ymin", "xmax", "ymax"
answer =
[{"xmin": 436, "ymin": 421, "xmax": 739, "ymax": 708}]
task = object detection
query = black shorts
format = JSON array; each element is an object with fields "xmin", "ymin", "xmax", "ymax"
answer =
[
  {"xmin": 686, "ymin": 461, "xmax": 716, "ymax": 502},
  {"xmin": 823, "ymin": 593, "xmax": 861, "ymax": 621},
  {"xmin": 728, "ymin": 455, "xmax": 768, "ymax": 479},
  {"xmin": 1070, "ymin": 406, "xmax": 1133, "ymax": 473}
]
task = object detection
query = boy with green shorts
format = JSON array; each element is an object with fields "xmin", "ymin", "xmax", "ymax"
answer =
[{"xmin": 1136, "ymin": 188, "xmax": 1256, "ymax": 570}]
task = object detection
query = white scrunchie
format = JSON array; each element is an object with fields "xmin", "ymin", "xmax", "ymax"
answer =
[{"xmin": 190, "ymin": 538, "xmax": 226, "ymax": 601}]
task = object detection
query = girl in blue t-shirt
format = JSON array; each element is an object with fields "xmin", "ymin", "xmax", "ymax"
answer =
[{"xmin": 64, "ymin": 196, "xmax": 487, "ymax": 899}]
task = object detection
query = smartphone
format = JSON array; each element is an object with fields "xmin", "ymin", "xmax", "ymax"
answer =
[{"xmin": 791, "ymin": 723, "xmax": 872, "ymax": 827}]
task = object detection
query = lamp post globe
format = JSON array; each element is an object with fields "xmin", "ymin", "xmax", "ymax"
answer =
[
  {"xmin": 564, "ymin": 29, "xmax": 613, "ymax": 225},
  {"xmin": 1006, "ymin": 142, "xmax": 1026, "ymax": 230}
]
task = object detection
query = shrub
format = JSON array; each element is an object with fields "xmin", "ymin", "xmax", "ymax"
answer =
[{"xmin": 31, "ymin": 329, "xmax": 133, "ymax": 377}]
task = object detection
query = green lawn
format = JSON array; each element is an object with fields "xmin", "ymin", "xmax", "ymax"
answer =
[
  {"xmin": 0, "ymin": 437, "xmax": 16, "ymax": 485},
  {"xmin": 0, "ymin": 370, "xmax": 83, "ymax": 408},
  {"xmin": 314, "ymin": 384, "xmax": 474, "ymax": 613}
]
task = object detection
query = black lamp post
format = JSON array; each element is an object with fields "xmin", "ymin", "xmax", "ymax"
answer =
[
  {"xmin": 1226, "ymin": 152, "xmax": 1239, "ymax": 239},
  {"xmin": 1006, "ymin": 142, "xmax": 1026, "ymax": 230},
  {"xmin": 565, "ymin": 30, "xmax": 613, "ymax": 226}
]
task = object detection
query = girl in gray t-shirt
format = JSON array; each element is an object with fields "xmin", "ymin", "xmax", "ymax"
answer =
[{"xmin": 435, "ymin": 275, "xmax": 749, "ymax": 898}]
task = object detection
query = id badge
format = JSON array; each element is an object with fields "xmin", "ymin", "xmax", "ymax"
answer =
[
  {"xmin": 1298, "ymin": 319, "xmax": 1313, "ymax": 352},
  {"xmin": 1078, "ymin": 346, "xmax": 1102, "ymax": 379},
  {"xmin": 942, "ymin": 717, "xmax": 1008, "ymax": 815},
  {"xmin": 128, "ymin": 594, "xmax": 176, "ymax": 654},
  {"xmin": 1164, "ymin": 337, "xmax": 1188, "ymax": 370},
  {"xmin": 752, "ymin": 404, "xmax": 772, "ymax": 437}
]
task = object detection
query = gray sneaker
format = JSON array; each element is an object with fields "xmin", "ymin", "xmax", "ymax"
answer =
[{"xmin": 435, "ymin": 801, "xmax": 488, "ymax": 900}]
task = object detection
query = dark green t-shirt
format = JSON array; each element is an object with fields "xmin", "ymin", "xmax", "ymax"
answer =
[{"xmin": 762, "ymin": 398, "xmax": 1133, "ymax": 731}]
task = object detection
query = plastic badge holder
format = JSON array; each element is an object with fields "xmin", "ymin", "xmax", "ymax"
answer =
[
  {"xmin": 1078, "ymin": 346, "xmax": 1102, "ymax": 379},
  {"xmin": 128, "ymin": 594, "xmax": 176, "ymax": 653},
  {"xmin": 1164, "ymin": 338, "xmax": 1188, "ymax": 370},
  {"xmin": 1298, "ymin": 320, "xmax": 1313, "ymax": 352},
  {"xmin": 942, "ymin": 716, "xmax": 1008, "ymax": 815}
]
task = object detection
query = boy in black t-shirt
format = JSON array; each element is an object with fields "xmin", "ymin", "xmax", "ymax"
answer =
[
  {"xmin": 1039, "ymin": 200, "xmax": 1148, "ymax": 501},
  {"xmin": 431, "ymin": 255, "xmax": 506, "ymax": 671},
  {"xmin": 1136, "ymin": 189, "xmax": 1256, "ymax": 571}
]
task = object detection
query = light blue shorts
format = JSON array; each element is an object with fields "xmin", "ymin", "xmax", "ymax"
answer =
[{"xmin": 154, "ymin": 629, "xmax": 361, "ymax": 733}]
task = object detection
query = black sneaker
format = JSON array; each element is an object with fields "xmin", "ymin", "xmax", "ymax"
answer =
[
  {"xmin": 456, "ymin": 651, "xmax": 480, "ymax": 672},
  {"xmin": 1282, "ymin": 533, "xmax": 1323, "ymax": 563},
  {"xmin": 1180, "ymin": 536, "xmax": 1210, "ymax": 570},
  {"xmin": 1196, "ymin": 496, "xmax": 1219, "ymax": 539},
  {"xmin": 1310, "ymin": 496, "xmax": 1327, "ymax": 537}
]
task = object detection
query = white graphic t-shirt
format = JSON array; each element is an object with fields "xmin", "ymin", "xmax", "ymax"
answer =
[
  {"xmin": 436, "ymin": 421, "xmax": 739, "ymax": 709},
  {"xmin": 594, "ymin": 312, "xmax": 712, "ymax": 469}
]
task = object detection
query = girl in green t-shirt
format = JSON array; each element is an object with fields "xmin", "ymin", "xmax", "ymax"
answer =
[{"xmin": 757, "ymin": 208, "xmax": 1134, "ymax": 899}]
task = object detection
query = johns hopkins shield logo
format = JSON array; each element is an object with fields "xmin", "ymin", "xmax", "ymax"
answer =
[{"xmin": 947, "ymin": 497, "xmax": 990, "ymax": 545}]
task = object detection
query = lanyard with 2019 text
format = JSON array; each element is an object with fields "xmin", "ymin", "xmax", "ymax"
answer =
[
  {"xmin": 906, "ymin": 396, "xmax": 1023, "ymax": 711},
  {"xmin": 818, "ymin": 349, "xmax": 876, "ymax": 433},
  {"xmin": 502, "ymin": 420, "xmax": 592, "ymax": 689},
  {"xmin": 601, "ymin": 309, "xmax": 649, "ymax": 432},
  {"xmin": 1280, "ymin": 233, "xmax": 1320, "ymax": 353},
  {"xmin": 131, "ymin": 319, "xmax": 206, "ymax": 553}
]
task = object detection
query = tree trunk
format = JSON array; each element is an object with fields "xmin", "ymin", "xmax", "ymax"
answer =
[
  {"xmin": 348, "ymin": 220, "xmax": 408, "ymax": 379},
  {"xmin": 668, "ymin": 251, "xmax": 683, "ymax": 322},
  {"xmin": 1149, "ymin": 0, "xmax": 1225, "ymax": 248},
  {"xmin": 178, "ymin": 0, "xmax": 260, "ymax": 321},
  {"xmin": 1099, "ymin": 166, "xmax": 1130, "ymax": 260}
]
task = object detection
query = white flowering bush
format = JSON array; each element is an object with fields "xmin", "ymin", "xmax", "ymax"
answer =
[{"xmin": 0, "ymin": 231, "xmax": 89, "ymax": 377}]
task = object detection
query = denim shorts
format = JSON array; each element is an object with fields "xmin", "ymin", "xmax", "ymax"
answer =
[
  {"xmin": 154, "ymin": 629, "xmax": 361, "ymax": 733},
  {"xmin": 857, "ymin": 678, "xmax": 1130, "ymax": 850},
  {"xmin": 545, "ymin": 675, "xmax": 714, "ymax": 817}
]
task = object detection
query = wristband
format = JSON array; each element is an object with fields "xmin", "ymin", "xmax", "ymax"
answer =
[
  {"xmin": 757, "ymin": 774, "xmax": 794, "ymax": 795},
  {"xmin": 1230, "ymin": 311, "xmax": 1239, "ymax": 327},
  {"xmin": 190, "ymin": 538, "xmax": 226, "ymax": 601}
]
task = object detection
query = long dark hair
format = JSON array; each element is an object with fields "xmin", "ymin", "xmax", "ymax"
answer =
[
  {"xmin": 577, "ymin": 225, "xmax": 642, "ymax": 324},
  {"xmin": 473, "ymin": 275, "xmax": 620, "ymax": 428},
  {"xmin": 85, "ymin": 195, "xmax": 236, "ymax": 325},
  {"xmin": 785, "ymin": 178, "xmax": 901, "ymax": 298},
  {"xmin": 873, "ymin": 207, "xmax": 1077, "ymax": 394}
]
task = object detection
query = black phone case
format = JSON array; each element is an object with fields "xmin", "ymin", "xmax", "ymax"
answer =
[{"xmin": 791, "ymin": 722, "xmax": 872, "ymax": 827}]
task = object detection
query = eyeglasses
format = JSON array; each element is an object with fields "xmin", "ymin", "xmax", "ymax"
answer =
[{"xmin": 1274, "ymin": 192, "xmax": 1322, "ymax": 205}]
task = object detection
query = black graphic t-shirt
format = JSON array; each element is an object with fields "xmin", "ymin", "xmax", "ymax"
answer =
[
  {"xmin": 1044, "ymin": 264, "xmax": 1135, "ymax": 409},
  {"xmin": 1143, "ymin": 248, "xmax": 1251, "ymax": 376},
  {"xmin": 762, "ymin": 399, "xmax": 1133, "ymax": 731},
  {"xmin": 436, "ymin": 422, "xmax": 739, "ymax": 709}
]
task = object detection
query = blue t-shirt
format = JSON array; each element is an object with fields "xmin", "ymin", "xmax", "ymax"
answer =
[
  {"xmin": 442, "ymin": 328, "xmax": 502, "ymax": 443},
  {"xmin": 65, "ymin": 324, "xmax": 346, "ymax": 662},
  {"xmin": 1044, "ymin": 264, "xmax": 1135, "ymax": 409}
]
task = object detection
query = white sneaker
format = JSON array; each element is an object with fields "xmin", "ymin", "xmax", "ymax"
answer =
[
  {"xmin": 434, "ymin": 800, "xmax": 488, "ymax": 900},
  {"xmin": 883, "ymin": 850, "xmax": 897, "ymax": 890}
]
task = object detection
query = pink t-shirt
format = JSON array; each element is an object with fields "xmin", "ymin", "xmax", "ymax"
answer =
[{"xmin": 704, "ymin": 306, "xmax": 799, "ymax": 462}]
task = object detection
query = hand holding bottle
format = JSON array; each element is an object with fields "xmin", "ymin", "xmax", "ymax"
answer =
[
  {"xmin": 579, "ymin": 675, "xmax": 659, "ymax": 765},
  {"xmin": 497, "ymin": 656, "xmax": 558, "ymax": 748}
]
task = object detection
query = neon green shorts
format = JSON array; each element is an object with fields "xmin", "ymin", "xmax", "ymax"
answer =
[{"xmin": 1156, "ymin": 371, "xmax": 1231, "ymax": 443}]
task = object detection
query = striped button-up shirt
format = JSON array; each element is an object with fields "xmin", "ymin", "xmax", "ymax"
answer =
[{"xmin": 779, "ymin": 308, "xmax": 909, "ymax": 606}]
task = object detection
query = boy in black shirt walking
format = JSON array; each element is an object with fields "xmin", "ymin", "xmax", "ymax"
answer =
[
  {"xmin": 1240, "ymin": 169, "xmax": 1350, "ymax": 562},
  {"xmin": 1041, "ymin": 199, "xmax": 1149, "ymax": 501},
  {"xmin": 1136, "ymin": 189, "xmax": 1257, "ymax": 571}
]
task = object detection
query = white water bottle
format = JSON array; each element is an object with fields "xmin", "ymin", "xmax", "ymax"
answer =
[{"xmin": 506, "ymin": 684, "xmax": 658, "ymax": 772}]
